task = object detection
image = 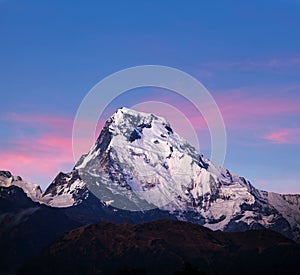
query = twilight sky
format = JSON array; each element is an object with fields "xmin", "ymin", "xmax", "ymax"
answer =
[{"xmin": 1, "ymin": 0, "xmax": 300, "ymax": 192}]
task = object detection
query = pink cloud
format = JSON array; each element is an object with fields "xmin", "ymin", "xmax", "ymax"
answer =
[
  {"xmin": 137, "ymin": 85, "xmax": 300, "ymax": 131},
  {"xmin": 263, "ymin": 129, "xmax": 300, "ymax": 144},
  {"xmin": 1, "ymin": 134, "xmax": 74, "ymax": 188},
  {"xmin": 202, "ymin": 56, "xmax": 300, "ymax": 70},
  {"xmin": 1, "ymin": 112, "xmax": 109, "ymax": 187},
  {"xmin": 220, "ymin": 97, "xmax": 299, "ymax": 116},
  {"xmin": 7, "ymin": 113, "xmax": 74, "ymax": 133},
  {"xmin": 212, "ymin": 88, "xmax": 300, "ymax": 130},
  {"xmin": 1, "ymin": 114, "xmax": 75, "ymax": 187}
]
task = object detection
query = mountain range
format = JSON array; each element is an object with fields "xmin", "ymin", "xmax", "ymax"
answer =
[{"xmin": 1, "ymin": 107, "xmax": 300, "ymax": 273}]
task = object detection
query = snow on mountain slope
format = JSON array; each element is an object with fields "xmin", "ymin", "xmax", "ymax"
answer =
[
  {"xmin": 74, "ymin": 108, "xmax": 219, "ymax": 210},
  {"xmin": 267, "ymin": 192, "xmax": 300, "ymax": 230},
  {"xmin": 40, "ymin": 107, "xmax": 300, "ymax": 241},
  {"xmin": 42, "ymin": 170, "xmax": 88, "ymax": 207},
  {"xmin": 0, "ymin": 171, "xmax": 42, "ymax": 202}
]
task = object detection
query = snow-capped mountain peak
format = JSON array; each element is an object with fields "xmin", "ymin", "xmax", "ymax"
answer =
[
  {"xmin": 0, "ymin": 170, "xmax": 42, "ymax": 201},
  {"xmin": 42, "ymin": 170, "xmax": 88, "ymax": 207},
  {"xmin": 74, "ymin": 107, "xmax": 219, "ymax": 210}
]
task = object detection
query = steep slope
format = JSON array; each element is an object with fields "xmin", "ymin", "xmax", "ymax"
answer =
[
  {"xmin": 42, "ymin": 170, "xmax": 88, "ymax": 207},
  {"xmin": 40, "ymin": 108, "xmax": 300, "ymax": 242},
  {"xmin": 20, "ymin": 219, "xmax": 300, "ymax": 275}
]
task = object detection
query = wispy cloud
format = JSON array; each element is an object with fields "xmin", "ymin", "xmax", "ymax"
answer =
[
  {"xmin": 263, "ymin": 128, "xmax": 300, "ymax": 144},
  {"xmin": 7, "ymin": 113, "xmax": 73, "ymax": 132},
  {"xmin": 1, "ymin": 114, "xmax": 74, "ymax": 187},
  {"xmin": 1, "ymin": 135, "xmax": 73, "ymax": 174},
  {"xmin": 202, "ymin": 56, "xmax": 300, "ymax": 71},
  {"xmin": 213, "ymin": 86, "xmax": 300, "ymax": 131},
  {"xmin": 2, "ymin": 113, "xmax": 108, "ymax": 187}
]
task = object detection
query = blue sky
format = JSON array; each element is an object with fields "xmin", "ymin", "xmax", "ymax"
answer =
[{"xmin": 1, "ymin": 0, "xmax": 300, "ymax": 192}]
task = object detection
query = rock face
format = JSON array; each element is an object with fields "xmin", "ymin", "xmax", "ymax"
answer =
[
  {"xmin": 42, "ymin": 170, "xmax": 88, "ymax": 207},
  {"xmin": 42, "ymin": 107, "xmax": 300, "ymax": 242},
  {"xmin": 19, "ymin": 219, "xmax": 300, "ymax": 275}
]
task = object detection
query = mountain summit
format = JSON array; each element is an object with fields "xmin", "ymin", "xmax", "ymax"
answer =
[
  {"xmin": 75, "ymin": 107, "xmax": 216, "ymax": 211},
  {"xmin": 40, "ymin": 107, "xmax": 300, "ymax": 242}
]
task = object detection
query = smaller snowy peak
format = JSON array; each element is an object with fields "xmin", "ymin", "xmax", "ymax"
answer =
[
  {"xmin": 0, "ymin": 170, "xmax": 43, "ymax": 201},
  {"xmin": 42, "ymin": 170, "xmax": 88, "ymax": 207}
]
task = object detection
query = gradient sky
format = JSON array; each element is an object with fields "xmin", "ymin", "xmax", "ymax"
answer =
[{"xmin": 1, "ymin": 0, "xmax": 299, "ymax": 193}]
